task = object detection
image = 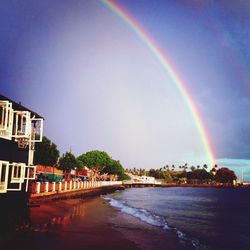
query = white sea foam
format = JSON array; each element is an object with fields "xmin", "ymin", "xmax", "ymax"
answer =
[{"xmin": 103, "ymin": 195, "xmax": 209, "ymax": 250}]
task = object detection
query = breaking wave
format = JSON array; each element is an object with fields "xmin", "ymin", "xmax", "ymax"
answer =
[{"xmin": 103, "ymin": 195, "xmax": 209, "ymax": 250}]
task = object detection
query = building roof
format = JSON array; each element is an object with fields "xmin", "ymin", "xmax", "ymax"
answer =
[{"xmin": 0, "ymin": 94, "xmax": 44, "ymax": 119}]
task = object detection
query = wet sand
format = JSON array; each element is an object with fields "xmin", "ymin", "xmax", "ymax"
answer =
[{"xmin": 1, "ymin": 197, "xmax": 186, "ymax": 250}]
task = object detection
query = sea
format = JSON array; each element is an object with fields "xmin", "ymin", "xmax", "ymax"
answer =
[{"xmin": 104, "ymin": 187, "xmax": 250, "ymax": 250}]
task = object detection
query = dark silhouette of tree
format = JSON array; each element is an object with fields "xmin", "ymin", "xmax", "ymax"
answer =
[
  {"xmin": 190, "ymin": 166, "xmax": 195, "ymax": 172},
  {"xmin": 59, "ymin": 151, "xmax": 78, "ymax": 173},
  {"xmin": 187, "ymin": 169, "xmax": 213, "ymax": 184},
  {"xmin": 215, "ymin": 168, "xmax": 237, "ymax": 184},
  {"xmin": 34, "ymin": 136, "xmax": 60, "ymax": 166},
  {"xmin": 183, "ymin": 163, "xmax": 188, "ymax": 172},
  {"xmin": 203, "ymin": 164, "xmax": 208, "ymax": 170}
]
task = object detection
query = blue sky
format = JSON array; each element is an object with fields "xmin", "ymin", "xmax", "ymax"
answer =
[{"xmin": 0, "ymin": 0, "xmax": 250, "ymax": 179}]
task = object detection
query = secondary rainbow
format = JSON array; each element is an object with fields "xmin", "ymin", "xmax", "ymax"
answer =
[{"xmin": 101, "ymin": 0, "xmax": 215, "ymax": 166}]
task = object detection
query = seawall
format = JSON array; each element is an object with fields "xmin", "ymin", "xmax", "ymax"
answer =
[{"xmin": 29, "ymin": 181, "xmax": 124, "ymax": 204}]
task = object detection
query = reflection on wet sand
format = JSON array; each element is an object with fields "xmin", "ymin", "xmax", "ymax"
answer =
[
  {"xmin": 15, "ymin": 200, "xmax": 86, "ymax": 233},
  {"xmin": 0, "ymin": 205, "xmax": 30, "ymax": 234}
]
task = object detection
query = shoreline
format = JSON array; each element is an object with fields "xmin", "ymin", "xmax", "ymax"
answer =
[
  {"xmin": 0, "ymin": 195, "xmax": 188, "ymax": 250},
  {"xmin": 1, "ymin": 197, "xmax": 139, "ymax": 250}
]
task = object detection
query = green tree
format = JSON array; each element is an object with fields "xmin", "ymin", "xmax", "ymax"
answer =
[
  {"xmin": 77, "ymin": 150, "xmax": 112, "ymax": 171},
  {"xmin": 59, "ymin": 152, "xmax": 78, "ymax": 173},
  {"xmin": 102, "ymin": 161, "xmax": 130, "ymax": 180},
  {"xmin": 163, "ymin": 171, "xmax": 173, "ymax": 183},
  {"xmin": 34, "ymin": 136, "xmax": 60, "ymax": 166},
  {"xmin": 77, "ymin": 150, "xmax": 128, "ymax": 180}
]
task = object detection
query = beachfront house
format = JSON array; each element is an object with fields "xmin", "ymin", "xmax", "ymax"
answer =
[
  {"xmin": 126, "ymin": 173, "xmax": 161, "ymax": 184},
  {"xmin": 0, "ymin": 94, "xmax": 43, "ymax": 204}
]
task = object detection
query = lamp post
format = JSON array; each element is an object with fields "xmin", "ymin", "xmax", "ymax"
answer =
[{"xmin": 74, "ymin": 167, "xmax": 77, "ymax": 181}]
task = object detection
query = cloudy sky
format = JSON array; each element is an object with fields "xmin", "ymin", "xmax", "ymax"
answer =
[{"xmin": 1, "ymin": 0, "xmax": 250, "ymax": 179}]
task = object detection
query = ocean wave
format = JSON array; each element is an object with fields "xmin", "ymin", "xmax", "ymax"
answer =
[{"xmin": 103, "ymin": 195, "xmax": 209, "ymax": 250}]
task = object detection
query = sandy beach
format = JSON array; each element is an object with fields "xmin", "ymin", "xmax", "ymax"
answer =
[{"xmin": 0, "ymin": 196, "xmax": 185, "ymax": 250}]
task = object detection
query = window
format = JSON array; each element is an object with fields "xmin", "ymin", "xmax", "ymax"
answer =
[
  {"xmin": 0, "ymin": 161, "xmax": 9, "ymax": 193},
  {"xmin": 13, "ymin": 111, "xmax": 31, "ymax": 140},
  {"xmin": 24, "ymin": 165, "xmax": 36, "ymax": 180},
  {"xmin": 0, "ymin": 101, "xmax": 13, "ymax": 140},
  {"xmin": 11, "ymin": 163, "xmax": 25, "ymax": 183},
  {"xmin": 30, "ymin": 118, "xmax": 43, "ymax": 142}
]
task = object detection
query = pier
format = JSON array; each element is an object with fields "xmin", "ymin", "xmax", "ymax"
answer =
[{"xmin": 123, "ymin": 180, "xmax": 161, "ymax": 188}]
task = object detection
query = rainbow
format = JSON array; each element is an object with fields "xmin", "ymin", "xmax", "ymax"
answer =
[{"xmin": 101, "ymin": 0, "xmax": 215, "ymax": 167}]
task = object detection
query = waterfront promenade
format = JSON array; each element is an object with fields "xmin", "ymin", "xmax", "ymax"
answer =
[{"xmin": 30, "ymin": 180, "xmax": 123, "ymax": 203}]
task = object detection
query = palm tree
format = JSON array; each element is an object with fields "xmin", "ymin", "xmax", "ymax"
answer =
[
  {"xmin": 203, "ymin": 164, "xmax": 208, "ymax": 170},
  {"xmin": 133, "ymin": 167, "xmax": 136, "ymax": 175},
  {"xmin": 139, "ymin": 168, "xmax": 142, "ymax": 175},
  {"xmin": 190, "ymin": 166, "xmax": 195, "ymax": 172},
  {"xmin": 183, "ymin": 163, "xmax": 188, "ymax": 172}
]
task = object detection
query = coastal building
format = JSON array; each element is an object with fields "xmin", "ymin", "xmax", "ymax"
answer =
[
  {"xmin": 0, "ymin": 94, "xmax": 43, "ymax": 206},
  {"xmin": 36, "ymin": 165, "xmax": 63, "ymax": 182},
  {"xmin": 127, "ymin": 173, "xmax": 161, "ymax": 184}
]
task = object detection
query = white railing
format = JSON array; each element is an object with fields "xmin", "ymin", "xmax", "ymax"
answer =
[
  {"xmin": 34, "ymin": 180, "xmax": 122, "ymax": 194},
  {"xmin": 123, "ymin": 180, "xmax": 161, "ymax": 185}
]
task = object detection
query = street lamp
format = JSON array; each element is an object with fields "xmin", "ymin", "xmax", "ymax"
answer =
[{"xmin": 74, "ymin": 167, "xmax": 77, "ymax": 181}]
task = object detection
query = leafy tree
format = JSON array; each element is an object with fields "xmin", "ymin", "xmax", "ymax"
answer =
[
  {"xmin": 163, "ymin": 171, "xmax": 173, "ymax": 182},
  {"xmin": 102, "ymin": 160, "xmax": 123, "ymax": 176},
  {"xmin": 34, "ymin": 136, "xmax": 60, "ymax": 166},
  {"xmin": 77, "ymin": 150, "xmax": 128, "ymax": 180},
  {"xmin": 77, "ymin": 150, "xmax": 112, "ymax": 171},
  {"xmin": 215, "ymin": 168, "xmax": 237, "ymax": 184},
  {"xmin": 148, "ymin": 168, "xmax": 173, "ymax": 182},
  {"xmin": 187, "ymin": 169, "xmax": 212, "ymax": 184},
  {"xmin": 119, "ymin": 172, "xmax": 131, "ymax": 180},
  {"xmin": 59, "ymin": 152, "xmax": 78, "ymax": 173},
  {"xmin": 76, "ymin": 158, "xmax": 84, "ymax": 170}
]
